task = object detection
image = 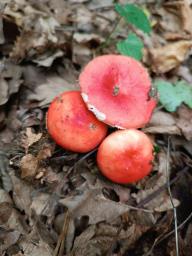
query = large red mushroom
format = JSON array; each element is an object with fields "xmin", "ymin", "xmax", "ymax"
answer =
[
  {"xmin": 97, "ymin": 129, "xmax": 154, "ymax": 184},
  {"xmin": 47, "ymin": 91, "xmax": 108, "ymax": 153},
  {"xmin": 80, "ymin": 55, "xmax": 156, "ymax": 129}
]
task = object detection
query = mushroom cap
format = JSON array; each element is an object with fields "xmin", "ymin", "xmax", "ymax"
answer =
[
  {"xmin": 47, "ymin": 91, "xmax": 108, "ymax": 153},
  {"xmin": 80, "ymin": 55, "xmax": 156, "ymax": 129},
  {"xmin": 97, "ymin": 129, "xmax": 154, "ymax": 184}
]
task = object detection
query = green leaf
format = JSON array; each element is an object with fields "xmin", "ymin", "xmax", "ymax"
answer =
[
  {"xmin": 115, "ymin": 3, "xmax": 151, "ymax": 34},
  {"xmin": 117, "ymin": 33, "xmax": 144, "ymax": 60},
  {"xmin": 155, "ymin": 79, "xmax": 192, "ymax": 112},
  {"xmin": 174, "ymin": 80, "xmax": 192, "ymax": 108}
]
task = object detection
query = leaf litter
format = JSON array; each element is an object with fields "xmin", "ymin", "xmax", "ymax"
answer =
[{"xmin": 0, "ymin": 0, "xmax": 192, "ymax": 255}]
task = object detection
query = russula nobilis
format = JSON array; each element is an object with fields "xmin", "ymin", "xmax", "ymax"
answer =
[
  {"xmin": 97, "ymin": 129, "xmax": 154, "ymax": 184},
  {"xmin": 80, "ymin": 55, "xmax": 156, "ymax": 129},
  {"xmin": 47, "ymin": 91, "xmax": 108, "ymax": 153}
]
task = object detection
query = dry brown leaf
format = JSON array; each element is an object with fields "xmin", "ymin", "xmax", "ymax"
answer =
[
  {"xmin": 0, "ymin": 109, "xmax": 5, "ymax": 129},
  {"xmin": 37, "ymin": 143, "xmax": 55, "ymax": 161},
  {"xmin": 72, "ymin": 213, "xmax": 151, "ymax": 256},
  {"xmin": 0, "ymin": 17, "xmax": 5, "ymax": 44},
  {"xmin": 73, "ymin": 32, "xmax": 104, "ymax": 44},
  {"xmin": 149, "ymin": 111, "xmax": 176, "ymax": 126},
  {"xmin": 0, "ymin": 189, "xmax": 27, "ymax": 234},
  {"xmin": 75, "ymin": 7, "xmax": 93, "ymax": 32},
  {"xmin": 155, "ymin": 6, "xmax": 182, "ymax": 34},
  {"xmin": 9, "ymin": 170, "xmax": 32, "ymax": 216},
  {"xmin": 133, "ymin": 152, "xmax": 174, "ymax": 210},
  {"xmin": 0, "ymin": 78, "xmax": 9, "ymax": 105},
  {"xmin": 72, "ymin": 224, "xmax": 116, "ymax": 256},
  {"xmin": 26, "ymin": 76, "xmax": 78, "ymax": 107},
  {"xmin": 19, "ymin": 235, "xmax": 53, "ymax": 256},
  {"xmin": 30, "ymin": 193, "xmax": 50, "ymax": 215},
  {"xmin": 178, "ymin": 0, "xmax": 192, "ymax": 34},
  {"xmin": 177, "ymin": 65, "xmax": 192, "ymax": 83},
  {"xmin": 143, "ymin": 125, "xmax": 181, "ymax": 135},
  {"xmin": 72, "ymin": 43, "xmax": 93, "ymax": 66},
  {"xmin": 158, "ymin": 1, "xmax": 192, "ymax": 36},
  {"xmin": 21, "ymin": 128, "xmax": 42, "ymax": 153},
  {"xmin": 60, "ymin": 187, "xmax": 131, "ymax": 224},
  {"xmin": 33, "ymin": 50, "xmax": 64, "ymax": 67},
  {"xmin": 49, "ymin": 0, "xmax": 70, "ymax": 24},
  {"xmin": 0, "ymin": 229, "xmax": 21, "ymax": 254},
  {"xmin": 20, "ymin": 154, "xmax": 39, "ymax": 178},
  {"xmin": 0, "ymin": 202, "xmax": 13, "ymax": 224},
  {"xmin": 144, "ymin": 110, "xmax": 181, "ymax": 135},
  {"xmin": 150, "ymin": 40, "xmax": 192, "ymax": 73},
  {"xmin": 176, "ymin": 105, "xmax": 192, "ymax": 140},
  {"xmin": 154, "ymin": 196, "xmax": 180, "ymax": 212}
]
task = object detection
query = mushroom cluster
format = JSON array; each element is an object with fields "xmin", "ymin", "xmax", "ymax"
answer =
[{"xmin": 47, "ymin": 55, "xmax": 157, "ymax": 184}]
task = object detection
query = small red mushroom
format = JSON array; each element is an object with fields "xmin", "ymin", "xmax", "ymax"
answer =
[
  {"xmin": 80, "ymin": 55, "xmax": 156, "ymax": 129},
  {"xmin": 47, "ymin": 91, "xmax": 108, "ymax": 153},
  {"xmin": 97, "ymin": 129, "xmax": 154, "ymax": 184}
]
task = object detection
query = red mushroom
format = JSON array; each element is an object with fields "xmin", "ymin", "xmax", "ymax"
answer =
[
  {"xmin": 47, "ymin": 91, "xmax": 108, "ymax": 153},
  {"xmin": 97, "ymin": 129, "xmax": 154, "ymax": 184},
  {"xmin": 80, "ymin": 55, "xmax": 156, "ymax": 129}
]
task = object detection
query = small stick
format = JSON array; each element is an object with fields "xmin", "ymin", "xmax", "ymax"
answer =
[
  {"xmin": 166, "ymin": 136, "xmax": 179, "ymax": 256},
  {"xmin": 53, "ymin": 210, "xmax": 70, "ymax": 256}
]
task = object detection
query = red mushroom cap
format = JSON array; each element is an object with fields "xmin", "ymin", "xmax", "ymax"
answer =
[
  {"xmin": 97, "ymin": 129, "xmax": 154, "ymax": 184},
  {"xmin": 80, "ymin": 55, "xmax": 156, "ymax": 129},
  {"xmin": 47, "ymin": 91, "xmax": 108, "ymax": 153}
]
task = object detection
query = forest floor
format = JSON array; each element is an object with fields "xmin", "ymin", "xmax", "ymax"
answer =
[{"xmin": 1, "ymin": 0, "xmax": 192, "ymax": 255}]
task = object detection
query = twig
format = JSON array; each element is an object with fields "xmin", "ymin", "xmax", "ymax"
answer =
[
  {"xmin": 166, "ymin": 136, "xmax": 179, "ymax": 256},
  {"xmin": 158, "ymin": 209, "xmax": 192, "ymax": 244},
  {"xmin": 137, "ymin": 166, "xmax": 189, "ymax": 208},
  {"xmin": 53, "ymin": 210, "xmax": 70, "ymax": 256},
  {"xmin": 145, "ymin": 208, "xmax": 192, "ymax": 256},
  {"xmin": 95, "ymin": 16, "xmax": 122, "ymax": 55}
]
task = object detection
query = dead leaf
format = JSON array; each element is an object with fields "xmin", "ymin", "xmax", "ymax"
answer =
[
  {"xmin": 75, "ymin": 7, "xmax": 93, "ymax": 32},
  {"xmin": 144, "ymin": 111, "xmax": 181, "ymax": 135},
  {"xmin": 0, "ymin": 189, "xmax": 27, "ymax": 234},
  {"xmin": 0, "ymin": 229, "xmax": 20, "ymax": 254},
  {"xmin": 172, "ymin": 137, "xmax": 192, "ymax": 157},
  {"xmin": 176, "ymin": 105, "xmax": 192, "ymax": 140},
  {"xmin": 178, "ymin": 0, "xmax": 192, "ymax": 34},
  {"xmin": 164, "ymin": 0, "xmax": 192, "ymax": 34},
  {"xmin": 150, "ymin": 41, "xmax": 192, "ymax": 73},
  {"xmin": 60, "ymin": 187, "xmax": 131, "ymax": 224},
  {"xmin": 19, "ymin": 234, "xmax": 53, "ymax": 256},
  {"xmin": 0, "ymin": 109, "xmax": 5, "ymax": 129},
  {"xmin": 0, "ymin": 61, "xmax": 22, "ymax": 106},
  {"xmin": 49, "ymin": 0, "xmax": 70, "ymax": 24},
  {"xmin": 54, "ymin": 213, "xmax": 75, "ymax": 252},
  {"xmin": 0, "ymin": 78, "xmax": 8, "ymax": 105},
  {"xmin": 155, "ymin": 196, "xmax": 180, "ymax": 212},
  {"xmin": 37, "ymin": 143, "xmax": 55, "ymax": 161},
  {"xmin": 33, "ymin": 50, "xmax": 63, "ymax": 67},
  {"xmin": 26, "ymin": 75, "xmax": 78, "ymax": 107},
  {"xmin": 154, "ymin": 6, "xmax": 182, "ymax": 35},
  {"xmin": 177, "ymin": 65, "xmax": 192, "ymax": 83},
  {"xmin": 0, "ymin": 152, "xmax": 12, "ymax": 192},
  {"xmin": 0, "ymin": 202, "xmax": 13, "ymax": 224},
  {"xmin": 9, "ymin": 170, "xmax": 32, "ymax": 216},
  {"xmin": 133, "ymin": 151, "xmax": 173, "ymax": 210},
  {"xmin": 149, "ymin": 111, "xmax": 176, "ymax": 126},
  {"xmin": 20, "ymin": 154, "xmax": 39, "ymax": 178},
  {"xmin": 72, "ymin": 43, "xmax": 93, "ymax": 66},
  {"xmin": 21, "ymin": 128, "xmax": 42, "ymax": 153},
  {"xmin": 0, "ymin": 17, "xmax": 5, "ymax": 44},
  {"xmin": 72, "ymin": 224, "xmax": 116, "ymax": 256},
  {"xmin": 73, "ymin": 32, "xmax": 104, "ymax": 44},
  {"xmin": 143, "ymin": 125, "xmax": 181, "ymax": 135},
  {"xmin": 30, "ymin": 193, "xmax": 50, "ymax": 215}
]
